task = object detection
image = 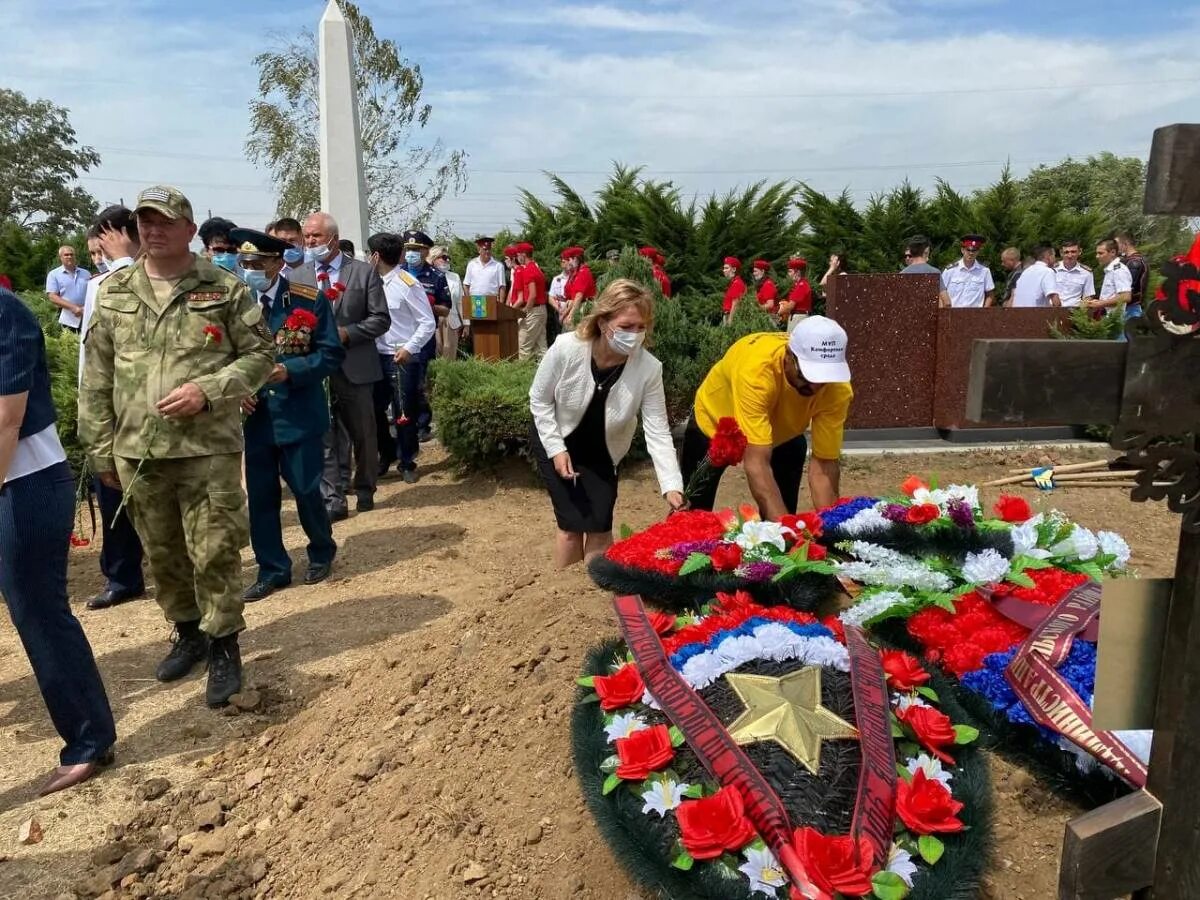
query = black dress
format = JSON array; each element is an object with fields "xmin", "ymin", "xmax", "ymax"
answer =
[{"xmin": 532, "ymin": 359, "xmax": 626, "ymax": 533}]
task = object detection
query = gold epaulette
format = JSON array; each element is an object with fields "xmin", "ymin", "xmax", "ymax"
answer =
[{"xmin": 290, "ymin": 282, "xmax": 319, "ymax": 300}]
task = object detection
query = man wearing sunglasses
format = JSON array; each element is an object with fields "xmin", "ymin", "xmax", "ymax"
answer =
[
  {"xmin": 682, "ymin": 316, "xmax": 853, "ymax": 518},
  {"xmin": 900, "ymin": 235, "xmax": 940, "ymax": 274}
]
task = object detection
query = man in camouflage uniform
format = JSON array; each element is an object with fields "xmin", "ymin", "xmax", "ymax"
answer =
[{"xmin": 79, "ymin": 186, "xmax": 275, "ymax": 708}]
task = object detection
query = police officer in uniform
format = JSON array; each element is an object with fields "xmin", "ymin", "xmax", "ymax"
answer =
[
  {"xmin": 232, "ymin": 229, "xmax": 345, "ymax": 602},
  {"xmin": 939, "ymin": 234, "xmax": 996, "ymax": 308},
  {"xmin": 79, "ymin": 186, "xmax": 275, "ymax": 708},
  {"xmin": 400, "ymin": 230, "xmax": 451, "ymax": 442}
]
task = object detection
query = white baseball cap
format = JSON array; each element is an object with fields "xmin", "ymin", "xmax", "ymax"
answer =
[{"xmin": 787, "ymin": 315, "xmax": 851, "ymax": 383}]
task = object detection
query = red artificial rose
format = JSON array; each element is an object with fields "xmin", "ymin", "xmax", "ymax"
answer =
[
  {"xmin": 792, "ymin": 827, "xmax": 876, "ymax": 897},
  {"xmin": 901, "ymin": 475, "xmax": 928, "ymax": 497},
  {"xmin": 647, "ymin": 612, "xmax": 677, "ymax": 636},
  {"xmin": 675, "ymin": 786, "xmax": 757, "ymax": 860},
  {"xmin": 994, "ymin": 494, "xmax": 1033, "ymax": 523},
  {"xmin": 905, "ymin": 503, "xmax": 940, "ymax": 526},
  {"xmin": 202, "ymin": 324, "xmax": 224, "ymax": 345},
  {"xmin": 614, "ymin": 724, "xmax": 675, "ymax": 780},
  {"xmin": 896, "ymin": 770, "xmax": 965, "ymax": 835},
  {"xmin": 804, "ymin": 541, "xmax": 828, "ymax": 561},
  {"xmin": 898, "ymin": 704, "xmax": 958, "ymax": 764},
  {"xmin": 593, "ymin": 663, "xmax": 645, "ymax": 711},
  {"xmin": 881, "ymin": 650, "xmax": 930, "ymax": 691},
  {"xmin": 286, "ymin": 308, "xmax": 318, "ymax": 330},
  {"xmin": 709, "ymin": 543, "xmax": 743, "ymax": 572}
]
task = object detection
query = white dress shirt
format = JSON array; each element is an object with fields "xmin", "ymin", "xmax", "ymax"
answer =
[
  {"xmin": 940, "ymin": 259, "xmax": 995, "ymax": 308},
  {"xmin": 463, "ymin": 256, "xmax": 506, "ymax": 297},
  {"xmin": 1099, "ymin": 258, "xmax": 1134, "ymax": 302},
  {"xmin": 1054, "ymin": 263, "xmax": 1095, "ymax": 308},
  {"xmin": 1011, "ymin": 260, "xmax": 1060, "ymax": 308},
  {"xmin": 376, "ymin": 267, "xmax": 436, "ymax": 357},
  {"xmin": 79, "ymin": 256, "xmax": 134, "ymax": 386}
]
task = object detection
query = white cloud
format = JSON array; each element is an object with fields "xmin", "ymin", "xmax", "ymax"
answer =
[{"xmin": 537, "ymin": 4, "xmax": 719, "ymax": 34}]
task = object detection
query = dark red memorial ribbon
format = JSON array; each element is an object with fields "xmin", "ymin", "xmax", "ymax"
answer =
[
  {"xmin": 998, "ymin": 581, "xmax": 1148, "ymax": 788},
  {"xmin": 613, "ymin": 595, "xmax": 898, "ymax": 898}
]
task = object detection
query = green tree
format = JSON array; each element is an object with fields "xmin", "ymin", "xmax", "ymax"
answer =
[
  {"xmin": 246, "ymin": 0, "xmax": 467, "ymax": 230},
  {"xmin": 0, "ymin": 89, "xmax": 99, "ymax": 232}
]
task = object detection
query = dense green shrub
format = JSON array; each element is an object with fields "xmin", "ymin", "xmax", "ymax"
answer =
[{"xmin": 429, "ymin": 356, "xmax": 539, "ymax": 470}]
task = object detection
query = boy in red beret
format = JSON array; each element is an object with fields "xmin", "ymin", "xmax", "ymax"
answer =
[{"xmin": 722, "ymin": 256, "xmax": 746, "ymax": 323}]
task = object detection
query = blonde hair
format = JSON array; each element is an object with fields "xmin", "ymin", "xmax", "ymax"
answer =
[{"xmin": 577, "ymin": 278, "xmax": 655, "ymax": 342}]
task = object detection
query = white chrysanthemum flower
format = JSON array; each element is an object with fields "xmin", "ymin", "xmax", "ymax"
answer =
[
  {"xmin": 905, "ymin": 753, "xmax": 953, "ymax": 787},
  {"xmin": 680, "ymin": 652, "xmax": 728, "ymax": 690},
  {"xmin": 738, "ymin": 845, "xmax": 789, "ymax": 895},
  {"xmin": 945, "ymin": 484, "xmax": 981, "ymax": 510},
  {"xmin": 734, "ymin": 520, "xmax": 791, "ymax": 553},
  {"xmin": 840, "ymin": 590, "xmax": 908, "ymax": 627},
  {"xmin": 753, "ymin": 622, "xmax": 803, "ymax": 661},
  {"xmin": 1097, "ymin": 530, "xmax": 1132, "ymax": 570},
  {"xmin": 887, "ymin": 845, "xmax": 919, "ymax": 887},
  {"xmin": 839, "ymin": 505, "xmax": 892, "ymax": 537},
  {"xmin": 894, "ymin": 693, "xmax": 931, "ymax": 714},
  {"xmin": 640, "ymin": 778, "xmax": 688, "ymax": 817},
  {"xmin": 962, "ymin": 548, "xmax": 1011, "ymax": 585},
  {"xmin": 715, "ymin": 635, "xmax": 760, "ymax": 669},
  {"xmin": 1051, "ymin": 525, "xmax": 1099, "ymax": 561},
  {"xmin": 604, "ymin": 712, "xmax": 648, "ymax": 743},
  {"xmin": 641, "ymin": 688, "xmax": 661, "ymax": 711},
  {"xmin": 1009, "ymin": 513, "xmax": 1045, "ymax": 557}
]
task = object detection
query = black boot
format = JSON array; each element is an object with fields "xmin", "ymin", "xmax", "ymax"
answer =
[
  {"xmin": 206, "ymin": 633, "xmax": 243, "ymax": 708},
  {"xmin": 155, "ymin": 620, "xmax": 208, "ymax": 683}
]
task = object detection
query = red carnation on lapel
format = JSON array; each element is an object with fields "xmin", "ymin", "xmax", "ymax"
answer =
[{"xmin": 202, "ymin": 324, "xmax": 223, "ymax": 345}]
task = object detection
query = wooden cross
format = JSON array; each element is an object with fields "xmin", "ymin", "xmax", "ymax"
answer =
[{"xmin": 966, "ymin": 123, "xmax": 1200, "ymax": 900}]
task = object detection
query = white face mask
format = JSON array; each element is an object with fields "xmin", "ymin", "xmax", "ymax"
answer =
[
  {"xmin": 606, "ymin": 327, "xmax": 644, "ymax": 356},
  {"xmin": 304, "ymin": 243, "xmax": 332, "ymax": 264}
]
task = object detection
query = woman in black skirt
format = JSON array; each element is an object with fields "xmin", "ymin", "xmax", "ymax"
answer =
[{"xmin": 529, "ymin": 278, "xmax": 684, "ymax": 567}]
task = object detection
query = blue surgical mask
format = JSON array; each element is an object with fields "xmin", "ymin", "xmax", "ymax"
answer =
[
  {"xmin": 241, "ymin": 269, "xmax": 271, "ymax": 293},
  {"xmin": 282, "ymin": 246, "xmax": 304, "ymax": 266},
  {"xmin": 404, "ymin": 250, "xmax": 423, "ymax": 268},
  {"xmin": 304, "ymin": 244, "xmax": 331, "ymax": 264},
  {"xmin": 211, "ymin": 252, "xmax": 238, "ymax": 272}
]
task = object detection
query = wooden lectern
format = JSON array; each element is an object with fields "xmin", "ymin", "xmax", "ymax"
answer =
[{"xmin": 469, "ymin": 294, "xmax": 521, "ymax": 361}]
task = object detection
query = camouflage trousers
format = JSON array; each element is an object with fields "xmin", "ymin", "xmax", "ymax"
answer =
[{"xmin": 114, "ymin": 453, "xmax": 248, "ymax": 638}]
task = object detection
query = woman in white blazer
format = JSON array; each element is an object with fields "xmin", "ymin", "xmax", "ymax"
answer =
[{"xmin": 529, "ymin": 279, "xmax": 685, "ymax": 567}]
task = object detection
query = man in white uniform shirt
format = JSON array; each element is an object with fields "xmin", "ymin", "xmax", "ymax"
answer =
[
  {"xmin": 462, "ymin": 236, "xmax": 507, "ymax": 341},
  {"xmin": 1053, "ymin": 238, "xmax": 1095, "ymax": 308},
  {"xmin": 369, "ymin": 232, "xmax": 435, "ymax": 484},
  {"xmin": 1011, "ymin": 244, "xmax": 1062, "ymax": 308},
  {"xmin": 939, "ymin": 234, "xmax": 996, "ymax": 308},
  {"xmin": 1088, "ymin": 239, "xmax": 1133, "ymax": 313},
  {"xmin": 78, "ymin": 205, "xmax": 147, "ymax": 611}
]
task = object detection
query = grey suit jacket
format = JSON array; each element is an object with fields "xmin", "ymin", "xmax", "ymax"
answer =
[{"xmin": 292, "ymin": 253, "xmax": 389, "ymax": 385}]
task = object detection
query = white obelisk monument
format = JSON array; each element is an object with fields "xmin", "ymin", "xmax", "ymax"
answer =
[{"xmin": 318, "ymin": 0, "xmax": 370, "ymax": 255}]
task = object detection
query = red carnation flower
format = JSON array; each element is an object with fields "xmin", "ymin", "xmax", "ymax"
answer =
[
  {"xmin": 202, "ymin": 324, "xmax": 224, "ymax": 345},
  {"xmin": 905, "ymin": 503, "xmax": 940, "ymax": 526},
  {"xmin": 881, "ymin": 650, "xmax": 930, "ymax": 691},
  {"xmin": 821, "ymin": 615, "xmax": 846, "ymax": 644},
  {"xmin": 941, "ymin": 642, "xmax": 987, "ymax": 677},
  {"xmin": 709, "ymin": 543, "xmax": 743, "ymax": 572},
  {"xmin": 286, "ymin": 308, "xmax": 318, "ymax": 330},
  {"xmin": 792, "ymin": 827, "xmax": 876, "ymax": 897},
  {"xmin": 901, "ymin": 475, "xmax": 928, "ymax": 496},
  {"xmin": 707, "ymin": 418, "xmax": 748, "ymax": 468},
  {"xmin": 898, "ymin": 704, "xmax": 958, "ymax": 764},
  {"xmin": 614, "ymin": 724, "xmax": 674, "ymax": 780},
  {"xmin": 994, "ymin": 494, "xmax": 1033, "ymax": 523},
  {"xmin": 647, "ymin": 612, "xmax": 677, "ymax": 636},
  {"xmin": 593, "ymin": 663, "xmax": 645, "ymax": 711},
  {"xmin": 675, "ymin": 786, "xmax": 757, "ymax": 860},
  {"xmin": 896, "ymin": 769, "xmax": 965, "ymax": 835}
]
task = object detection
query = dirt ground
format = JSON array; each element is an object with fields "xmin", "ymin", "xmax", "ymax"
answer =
[{"xmin": 0, "ymin": 443, "xmax": 1178, "ymax": 899}]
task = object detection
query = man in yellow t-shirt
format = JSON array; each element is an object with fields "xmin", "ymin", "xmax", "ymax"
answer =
[{"xmin": 683, "ymin": 316, "xmax": 853, "ymax": 517}]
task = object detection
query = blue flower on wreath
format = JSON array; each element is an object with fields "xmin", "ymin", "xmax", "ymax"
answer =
[
  {"xmin": 960, "ymin": 641, "xmax": 1098, "ymax": 744},
  {"xmin": 819, "ymin": 496, "xmax": 881, "ymax": 531}
]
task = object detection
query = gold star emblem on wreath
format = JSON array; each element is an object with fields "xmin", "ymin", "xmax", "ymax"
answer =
[{"xmin": 725, "ymin": 667, "xmax": 859, "ymax": 775}]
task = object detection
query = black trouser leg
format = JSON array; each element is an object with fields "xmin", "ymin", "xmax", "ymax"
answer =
[{"xmin": 770, "ymin": 434, "xmax": 808, "ymax": 515}]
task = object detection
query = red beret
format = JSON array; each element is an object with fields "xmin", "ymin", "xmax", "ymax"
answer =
[
  {"xmin": 560, "ymin": 246, "xmax": 584, "ymax": 260},
  {"xmin": 787, "ymin": 257, "xmax": 808, "ymax": 271},
  {"xmin": 723, "ymin": 256, "xmax": 741, "ymax": 269},
  {"xmin": 502, "ymin": 245, "xmax": 518, "ymax": 258},
  {"xmin": 752, "ymin": 259, "xmax": 770, "ymax": 271},
  {"xmin": 516, "ymin": 242, "xmax": 534, "ymax": 255},
  {"xmin": 960, "ymin": 234, "xmax": 985, "ymax": 250}
]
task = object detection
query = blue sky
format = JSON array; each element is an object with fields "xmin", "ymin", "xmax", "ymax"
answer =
[{"xmin": 5, "ymin": 0, "xmax": 1199, "ymax": 241}]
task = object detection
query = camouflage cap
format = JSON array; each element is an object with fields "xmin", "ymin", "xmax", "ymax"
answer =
[{"xmin": 135, "ymin": 185, "xmax": 194, "ymax": 223}]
